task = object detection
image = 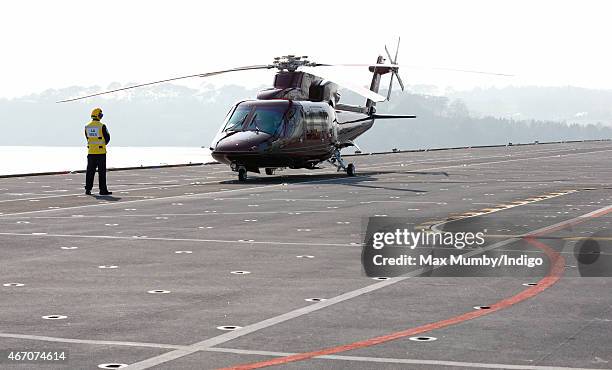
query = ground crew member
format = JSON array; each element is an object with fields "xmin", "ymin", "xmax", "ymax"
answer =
[{"xmin": 84, "ymin": 108, "xmax": 112, "ymax": 195}]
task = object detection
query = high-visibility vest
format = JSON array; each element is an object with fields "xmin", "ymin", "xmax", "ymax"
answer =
[{"xmin": 85, "ymin": 120, "xmax": 107, "ymax": 155}]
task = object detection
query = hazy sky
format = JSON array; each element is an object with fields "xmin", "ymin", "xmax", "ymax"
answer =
[{"xmin": 1, "ymin": 0, "xmax": 611, "ymax": 98}]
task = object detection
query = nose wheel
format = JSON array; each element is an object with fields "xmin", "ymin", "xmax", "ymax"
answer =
[
  {"xmin": 237, "ymin": 166, "xmax": 248, "ymax": 181},
  {"xmin": 328, "ymin": 148, "xmax": 356, "ymax": 177}
]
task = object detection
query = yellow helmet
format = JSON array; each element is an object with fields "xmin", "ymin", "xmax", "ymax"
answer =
[{"xmin": 91, "ymin": 108, "xmax": 103, "ymax": 120}]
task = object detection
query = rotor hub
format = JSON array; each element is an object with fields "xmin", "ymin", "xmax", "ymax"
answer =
[{"xmin": 272, "ymin": 55, "xmax": 319, "ymax": 72}]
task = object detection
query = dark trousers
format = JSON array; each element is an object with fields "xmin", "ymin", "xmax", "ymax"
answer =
[{"xmin": 85, "ymin": 154, "xmax": 108, "ymax": 192}]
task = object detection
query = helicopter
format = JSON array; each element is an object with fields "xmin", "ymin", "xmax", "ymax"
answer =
[
  {"xmin": 205, "ymin": 50, "xmax": 416, "ymax": 181},
  {"xmin": 58, "ymin": 41, "xmax": 507, "ymax": 181}
]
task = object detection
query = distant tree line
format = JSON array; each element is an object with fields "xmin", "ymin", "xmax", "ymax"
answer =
[{"xmin": 0, "ymin": 84, "xmax": 610, "ymax": 152}]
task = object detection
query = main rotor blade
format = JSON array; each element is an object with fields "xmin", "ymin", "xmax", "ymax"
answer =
[
  {"xmin": 317, "ymin": 64, "xmax": 513, "ymax": 77},
  {"xmin": 301, "ymin": 67, "xmax": 387, "ymax": 103},
  {"xmin": 56, "ymin": 64, "xmax": 272, "ymax": 103},
  {"xmin": 387, "ymin": 73, "xmax": 394, "ymax": 101}
]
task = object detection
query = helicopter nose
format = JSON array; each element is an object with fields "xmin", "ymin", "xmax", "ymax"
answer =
[
  {"xmin": 211, "ymin": 131, "xmax": 273, "ymax": 165},
  {"xmin": 213, "ymin": 131, "xmax": 272, "ymax": 152}
]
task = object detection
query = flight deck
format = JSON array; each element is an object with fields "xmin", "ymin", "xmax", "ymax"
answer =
[{"xmin": 1, "ymin": 141, "xmax": 611, "ymax": 369}]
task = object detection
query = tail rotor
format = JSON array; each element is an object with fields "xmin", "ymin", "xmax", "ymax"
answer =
[{"xmin": 384, "ymin": 37, "xmax": 405, "ymax": 100}]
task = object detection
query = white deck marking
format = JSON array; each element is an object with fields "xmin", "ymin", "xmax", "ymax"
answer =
[
  {"xmin": 0, "ymin": 332, "xmax": 187, "ymax": 350},
  {"xmin": 0, "ymin": 309, "xmax": 605, "ymax": 370},
  {"xmin": 206, "ymin": 347, "xmax": 606, "ymax": 370},
  {"xmin": 0, "ymin": 182, "xmax": 218, "ymax": 204},
  {"xmin": 270, "ymin": 198, "xmax": 346, "ymax": 202},
  {"xmin": 353, "ymin": 144, "xmax": 576, "ymax": 170},
  {"xmin": 0, "ymin": 210, "xmax": 332, "ymax": 219},
  {"xmin": 362, "ymin": 147, "xmax": 612, "ymax": 172},
  {"xmin": 0, "ymin": 184, "xmax": 289, "ymax": 217},
  {"xmin": 124, "ymin": 203, "xmax": 611, "ymax": 370},
  {"xmin": 356, "ymin": 145, "xmax": 609, "ymax": 171},
  {"xmin": 0, "ymin": 172, "xmax": 372, "ymax": 218},
  {"xmin": 0, "ymin": 232, "xmax": 351, "ymax": 247}
]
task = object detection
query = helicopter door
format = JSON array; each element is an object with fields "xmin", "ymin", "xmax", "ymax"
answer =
[{"xmin": 283, "ymin": 107, "xmax": 305, "ymax": 143}]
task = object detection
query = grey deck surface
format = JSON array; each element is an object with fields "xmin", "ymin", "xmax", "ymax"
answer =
[{"xmin": 1, "ymin": 141, "xmax": 611, "ymax": 370}]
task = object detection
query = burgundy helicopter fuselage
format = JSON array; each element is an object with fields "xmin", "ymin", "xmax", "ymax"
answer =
[{"xmin": 210, "ymin": 99, "xmax": 373, "ymax": 172}]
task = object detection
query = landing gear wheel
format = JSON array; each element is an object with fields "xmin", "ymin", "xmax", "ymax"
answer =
[
  {"xmin": 347, "ymin": 163, "xmax": 356, "ymax": 177},
  {"xmin": 238, "ymin": 167, "xmax": 248, "ymax": 182},
  {"xmin": 265, "ymin": 168, "xmax": 275, "ymax": 175}
]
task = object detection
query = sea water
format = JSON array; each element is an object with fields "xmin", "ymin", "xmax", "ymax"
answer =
[{"xmin": 0, "ymin": 146, "xmax": 215, "ymax": 176}]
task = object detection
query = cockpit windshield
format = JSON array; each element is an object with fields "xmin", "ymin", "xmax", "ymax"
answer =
[
  {"xmin": 245, "ymin": 107, "xmax": 287, "ymax": 135},
  {"xmin": 223, "ymin": 101, "xmax": 293, "ymax": 136},
  {"xmin": 223, "ymin": 107, "xmax": 250, "ymax": 132}
]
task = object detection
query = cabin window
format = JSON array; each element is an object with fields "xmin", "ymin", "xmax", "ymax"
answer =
[{"xmin": 305, "ymin": 110, "xmax": 328, "ymax": 140}]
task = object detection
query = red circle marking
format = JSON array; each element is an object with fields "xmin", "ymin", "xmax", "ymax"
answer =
[
  {"xmin": 218, "ymin": 238, "xmax": 564, "ymax": 370},
  {"xmin": 218, "ymin": 206, "xmax": 612, "ymax": 370}
]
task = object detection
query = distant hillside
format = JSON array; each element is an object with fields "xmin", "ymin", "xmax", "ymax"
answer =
[
  {"xmin": 333, "ymin": 89, "xmax": 612, "ymax": 151},
  {"xmin": 447, "ymin": 86, "xmax": 612, "ymax": 125},
  {"xmin": 1, "ymin": 84, "xmax": 610, "ymax": 152}
]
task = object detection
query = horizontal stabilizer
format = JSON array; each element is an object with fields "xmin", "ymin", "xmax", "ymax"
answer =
[{"xmin": 371, "ymin": 114, "xmax": 417, "ymax": 119}]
